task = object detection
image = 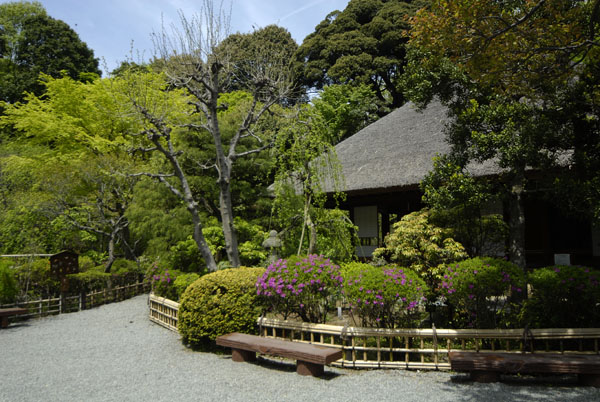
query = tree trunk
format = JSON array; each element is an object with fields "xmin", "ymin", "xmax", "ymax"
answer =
[
  {"xmin": 208, "ymin": 89, "xmax": 241, "ymax": 268},
  {"xmin": 507, "ymin": 171, "xmax": 527, "ymax": 270},
  {"xmin": 104, "ymin": 234, "xmax": 116, "ymax": 273},
  {"xmin": 307, "ymin": 210, "xmax": 317, "ymax": 255},
  {"xmin": 218, "ymin": 179, "xmax": 241, "ymax": 267},
  {"xmin": 189, "ymin": 205, "xmax": 219, "ymax": 272}
]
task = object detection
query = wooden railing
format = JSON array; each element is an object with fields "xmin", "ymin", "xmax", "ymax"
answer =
[
  {"xmin": 1, "ymin": 282, "xmax": 150, "ymax": 321},
  {"xmin": 148, "ymin": 293, "xmax": 179, "ymax": 332},
  {"xmin": 258, "ymin": 318, "xmax": 600, "ymax": 370}
]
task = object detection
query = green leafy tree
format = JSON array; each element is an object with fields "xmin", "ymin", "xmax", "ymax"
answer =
[
  {"xmin": 0, "ymin": 1, "xmax": 100, "ymax": 103},
  {"xmin": 295, "ymin": 0, "xmax": 429, "ymax": 112},
  {"xmin": 373, "ymin": 209, "xmax": 468, "ymax": 288},
  {"xmin": 0, "ymin": 75, "xmax": 138, "ymax": 268},
  {"xmin": 271, "ymin": 97, "xmax": 350, "ymax": 258},
  {"xmin": 421, "ymin": 156, "xmax": 508, "ymax": 257},
  {"xmin": 139, "ymin": 3, "xmax": 295, "ymax": 268},
  {"xmin": 404, "ymin": 0, "xmax": 600, "ymax": 268}
]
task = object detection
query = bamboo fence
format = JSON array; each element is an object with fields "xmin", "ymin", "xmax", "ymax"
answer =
[
  {"xmin": 148, "ymin": 293, "xmax": 179, "ymax": 332},
  {"xmin": 258, "ymin": 318, "xmax": 600, "ymax": 370},
  {"xmin": 146, "ymin": 295, "xmax": 600, "ymax": 370},
  {"xmin": 1, "ymin": 281, "xmax": 150, "ymax": 322}
]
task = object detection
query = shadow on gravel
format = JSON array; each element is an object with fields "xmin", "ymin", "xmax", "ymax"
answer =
[
  {"xmin": 444, "ymin": 373, "xmax": 598, "ymax": 401},
  {"xmin": 4, "ymin": 322, "xmax": 31, "ymax": 330},
  {"xmin": 219, "ymin": 355, "xmax": 342, "ymax": 380}
]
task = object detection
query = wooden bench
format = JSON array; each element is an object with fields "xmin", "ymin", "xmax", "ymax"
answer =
[
  {"xmin": 0, "ymin": 307, "xmax": 28, "ymax": 329},
  {"xmin": 216, "ymin": 332, "xmax": 343, "ymax": 376},
  {"xmin": 449, "ymin": 351, "xmax": 600, "ymax": 387}
]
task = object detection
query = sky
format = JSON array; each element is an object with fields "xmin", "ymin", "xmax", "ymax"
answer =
[{"xmin": 3, "ymin": 0, "xmax": 350, "ymax": 74}]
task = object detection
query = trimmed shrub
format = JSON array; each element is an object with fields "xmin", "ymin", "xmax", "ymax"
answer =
[
  {"xmin": 341, "ymin": 262, "xmax": 428, "ymax": 328},
  {"xmin": 178, "ymin": 267, "xmax": 265, "ymax": 346},
  {"xmin": 373, "ymin": 209, "xmax": 468, "ymax": 287},
  {"xmin": 0, "ymin": 261, "xmax": 18, "ymax": 304},
  {"xmin": 521, "ymin": 266, "xmax": 600, "ymax": 328},
  {"xmin": 256, "ymin": 255, "xmax": 343, "ymax": 323},
  {"xmin": 440, "ymin": 257, "xmax": 525, "ymax": 328}
]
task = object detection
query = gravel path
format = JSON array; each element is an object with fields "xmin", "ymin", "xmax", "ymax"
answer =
[{"xmin": 1, "ymin": 295, "xmax": 598, "ymax": 402}]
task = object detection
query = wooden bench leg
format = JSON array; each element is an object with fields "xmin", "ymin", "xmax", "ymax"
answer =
[
  {"xmin": 470, "ymin": 371, "xmax": 500, "ymax": 383},
  {"xmin": 1, "ymin": 317, "xmax": 8, "ymax": 329},
  {"xmin": 296, "ymin": 360, "xmax": 324, "ymax": 377},
  {"xmin": 578, "ymin": 374, "xmax": 600, "ymax": 388},
  {"xmin": 231, "ymin": 349, "xmax": 256, "ymax": 363}
]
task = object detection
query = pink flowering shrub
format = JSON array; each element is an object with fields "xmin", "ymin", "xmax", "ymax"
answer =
[
  {"xmin": 341, "ymin": 262, "xmax": 428, "ymax": 328},
  {"xmin": 145, "ymin": 261, "xmax": 182, "ymax": 301},
  {"xmin": 440, "ymin": 257, "xmax": 525, "ymax": 328},
  {"xmin": 256, "ymin": 255, "xmax": 343, "ymax": 323},
  {"xmin": 521, "ymin": 265, "xmax": 600, "ymax": 328}
]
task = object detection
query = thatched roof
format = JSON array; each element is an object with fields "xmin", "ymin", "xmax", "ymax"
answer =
[{"xmin": 331, "ymin": 100, "xmax": 499, "ymax": 194}]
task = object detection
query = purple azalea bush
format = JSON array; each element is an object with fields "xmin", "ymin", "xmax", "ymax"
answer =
[
  {"xmin": 341, "ymin": 262, "xmax": 428, "ymax": 328},
  {"xmin": 256, "ymin": 254, "xmax": 343, "ymax": 323},
  {"xmin": 440, "ymin": 257, "xmax": 525, "ymax": 328},
  {"xmin": 522, "ymin": 265, "xmax": 600, "ymax": 327}
]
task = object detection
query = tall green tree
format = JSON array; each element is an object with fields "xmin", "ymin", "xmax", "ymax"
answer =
[
  {"xmin": 271, "ymin": 85, "xmax": 365, "ymax": 259},
  {"xmin": 295, "ymin": 0, "xmax": 428, "ymax": 113},
  {"xmin": 0, "ymin": 75, "xmax": 138, "ymax": 269},
  {"xmin": 142, "ymin": 2, "xmax": 295, "ymax": 268},
  {"xmin": 0, "ymin": 1, "xmax": 100, "ymax": 103},
  {"xmin": 404, "ymin": 0, "xmax": 600, "ymax": 268}
]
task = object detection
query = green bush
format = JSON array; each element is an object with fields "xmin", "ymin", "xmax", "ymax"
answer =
[
  {"xmin": 178, "ymin": 267, "xmax": 265, "ymax": 346},
  {"xmin": 172, "ymin": 273, "xmax": 200, "ymax": 301},
  {"xmin": 13, "ymin": 258, "xmax": 59, "ymax": 299},
  {"xmin": 341, "ymin": 262, "xmax": 428, "ymax": 328},
  {"xmin": 168, "ymin": 237, "xmax": 210, "ymax": 274},
  {"xmin": 67, "ymin": 271, "xmax": 111, "ymax": 293},
  {"xmin": 373, "ymin": 209, "xmax": 468, "ymax": 287},
  {"xmin": 145, "ymin": 261, "xmax": 182, "ymax": 301},
  {"xmin": 0, "ymin": 261, "xmax": 18, "ymax": 304},
  {"xmin": 78, "ymin": 256, "xmax": 97, "ymax": 272},
  {"xmin": 521, "ymin": 265, "xmax": 600, "ymax": 328},
  {"xmin": 256, "ymin": 255, "xmax": 343, "ymax": 323},
  {"xmin": 440, "ymin": 257, "xmax": 525, "ymax": 328}
]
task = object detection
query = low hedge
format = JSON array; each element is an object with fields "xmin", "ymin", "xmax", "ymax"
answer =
[
  {"xmin": 178, "ymin": 267, "xmax": 265, "ymax": 347},
  {"xmin": 256, "ymin": 255, "xmax": 343, "ymax": 323},
  {"xmin": 440, "ymin": 257, "xmax": 525, "ymax": 329},
  {"xmin": 521, "ymin": 265, "xmax": 600, "ymax": 328},
  {"xmin": 341, "ymin": 262, "xmax": 428, "ymax": 328}
]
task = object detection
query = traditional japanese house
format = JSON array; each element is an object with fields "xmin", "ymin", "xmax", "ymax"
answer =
[{"xmin": 329, "ymin": 101, "xmax": 599, "ymax": 267}]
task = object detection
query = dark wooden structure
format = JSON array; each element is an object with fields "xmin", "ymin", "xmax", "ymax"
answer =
[
  {"xmin": 216, "ymin": 332, "xmax": 343, "ymax": 376},
  {"xmin": 449, "ymin": 351, "xmax": 600, "ymax": 387},
  {"xmin": 0, "ymin": 307, "xmax": 27, "ymax": 328}
]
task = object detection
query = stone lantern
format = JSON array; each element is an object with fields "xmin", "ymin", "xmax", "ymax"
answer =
[{"xmin": 262, "ymin": 230, "xmax": 282, "ymax": 265}]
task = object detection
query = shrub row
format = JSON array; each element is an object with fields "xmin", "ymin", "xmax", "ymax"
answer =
[{"xmin": 170, "ymin": 257, "xmax": 599, "ymax": 348}]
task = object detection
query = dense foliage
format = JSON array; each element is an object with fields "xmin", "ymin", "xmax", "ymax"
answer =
[
  {"xmin": 373, "ymin": 209, "xmax": 468, "ymax": 287},
  {"xmin": 440, "ymin": 258, "xmax": 525, "ymax": 329},
  {"xmin": 341, "ymin": 262, "xmax": 427, "ymax": 328},
  {"xmin": 405, "ymin": 0, "xmax": 600, "ymax": 268},
  {"xmin": 256, "ymin": 255, "xmax": 343, "ymax": 323},
  {"xmin": 295, "ymin": 0, "xmax": 429, "ymax": 112},
  {"xmin": 0, "ymin": 1, "xmax": 100, "ymax": 103},
  {"xmin": 178, "ymin": 267, "xmax": 265, "ymax": 346},
  {"xmin": 0, "ymin": 260, "xmax": 18, "ymax": 304},
  {"xmin": 521, "ymin": 266, "xmax": 600, "ymax": 328}
]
